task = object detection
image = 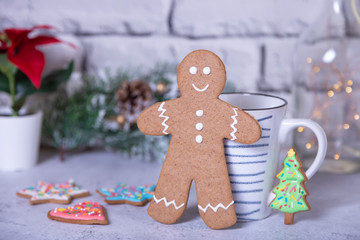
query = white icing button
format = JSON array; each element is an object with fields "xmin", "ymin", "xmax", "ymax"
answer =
[
  {"xmin": 189, "ymin": 66, "xmax": 197, "ymax": 75},
  {"xmin": 196, "ymin": 123, "xmax": 203, "ymax": 131},
  {"xmin": 196, "ymin": 135, "xmax": 203, "ymax": 143},
  {"xmin": 203, "ymin": 67, "xmax": 211, "ymax": 75},
  {"xmin": 196, "ymin": 110, "xmax": 203, "ymax": 116}
]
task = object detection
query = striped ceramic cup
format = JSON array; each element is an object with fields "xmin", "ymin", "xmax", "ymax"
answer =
[{"xmin": 220, "ymin": 93, "xmax": 327, "ymax": 221}]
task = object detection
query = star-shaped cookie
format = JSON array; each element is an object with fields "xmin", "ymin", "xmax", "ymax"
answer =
[
  {"xmin": 48, "ymin": 201, "xmax": 108, "ymax": 225},
  {"xmin": 16, "ymin": 179, "xmax": 90, "ymax": 205},
  {"xmin": 97, "ymin": 183, "xmax": 156, "ymax": 206}
]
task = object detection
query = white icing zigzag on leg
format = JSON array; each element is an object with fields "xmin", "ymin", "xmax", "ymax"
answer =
[
  {"xmin": 230, "ymin": 108, "xmax": 238, "ymax": 140},
  {"xmin": 198, "ymin": 200, "xmax": 234, "ymax": 213},
  {"xmin": 153, "ymin": 195, "xmax": 184, "ymax": 210},
  {"xmin": 158, "ymin": 102, "xmax": 169, "ymax": 135}
]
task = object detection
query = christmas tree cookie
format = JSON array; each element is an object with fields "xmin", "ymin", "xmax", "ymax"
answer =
[
  {"xmin": 269, "ymin": 148, "xmax": 311, "ymax": 224},
  {"xmin": 48, "ymin": 201, "xmax": 108, "ymax": 225}
]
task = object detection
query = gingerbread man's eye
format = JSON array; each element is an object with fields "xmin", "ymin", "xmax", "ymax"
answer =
[
  {"xmin": 203, "ymin": 67, "xmax": 211, "ymax": 75},
  {"xmin": 189, "ymin": 66, "xmax": 197, "ymax": 75}
]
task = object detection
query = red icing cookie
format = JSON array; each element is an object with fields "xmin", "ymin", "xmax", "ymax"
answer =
[{"xmin": 47, "ymin": 201, "xmax": 108, "ymax": 225}]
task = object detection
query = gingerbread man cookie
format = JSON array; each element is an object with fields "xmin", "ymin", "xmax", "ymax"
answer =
[{"xmin": 137, "ymin": 50, "xmax": 261, "ymax": 229}]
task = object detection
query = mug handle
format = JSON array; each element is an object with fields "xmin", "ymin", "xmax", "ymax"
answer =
[{"xmin": 267, "ymin": 118, "xmax": 327, "ymax": 205}]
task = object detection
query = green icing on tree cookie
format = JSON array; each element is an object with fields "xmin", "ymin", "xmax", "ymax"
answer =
[{"xmin": 269, "ymin": 148, "xmax": 310, "ymax": 213}]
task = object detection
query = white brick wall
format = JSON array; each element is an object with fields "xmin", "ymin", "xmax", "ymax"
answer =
[
  {"xmin": 83, "ymin": 36, "xmax": 260, "ymax": 90},
  {"xmin": 0, "ymin": 0, "xmax": 172, "ymax": 34},
  {"xmin": 0, "ymin": 0, "xmax": 332, "ymax": 108},
  {"xmin": 172, "ymin": 0, "xmax": 325, "ymax": 37},
  {"xmin": 261, "ymin": 38, "xmax": 297, "ymax": 92}
]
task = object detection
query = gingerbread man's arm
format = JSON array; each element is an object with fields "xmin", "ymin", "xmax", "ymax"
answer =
[
  {"xmin": 226, "ymin": 107, "xmax": 262, "ymax": 144},
  {"xmin": 137, "ymin": 101, "xmax": 171, "ymax": 136}
]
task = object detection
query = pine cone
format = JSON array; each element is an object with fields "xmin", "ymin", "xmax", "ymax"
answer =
[{"xmin": 116, "ymin": 80, "xmax": 154, "ymax": 125}]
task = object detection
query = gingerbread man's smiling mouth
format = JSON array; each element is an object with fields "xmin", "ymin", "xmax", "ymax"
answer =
[{"xmin": 192, "ymin": 83, "xmax": 209, "ymax": 92}]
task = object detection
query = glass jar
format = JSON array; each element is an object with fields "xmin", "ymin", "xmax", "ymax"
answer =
[{"xmin": 293, "ymin": 0, "xmax": 360, "ymax": 173}]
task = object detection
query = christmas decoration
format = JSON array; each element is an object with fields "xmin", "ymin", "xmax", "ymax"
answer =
[
  {"xmin": 293, "ymin": 0, "xmax": 360, "ymax": 172},
  {"xmin": 42, "ymin": 65, "xmax": 174, "ymax": 161},
  {"xmin": 42, "ymin": 87, "xmax": 104, "ymax": 161},
  {"xmin": 156, "ymin": 82, "xmax": 167, "ymax": 93},
  {"xmin": 103, "ymin": 68, "xmax": 173, "ymax": 161},
  {"xmin": 116, "ymin": 115, "xmax": 126, "ymax": 126},
  {"xmin": 269, "ymin": 148, "xmax": 310, "ymax": 224},
  {"xmin": 0, "ymin": 25, "xmax": 75, "ymax": 116},
  {"xmin": 115, "ymin": 80, "xmax": 154, "ymax": 129}
]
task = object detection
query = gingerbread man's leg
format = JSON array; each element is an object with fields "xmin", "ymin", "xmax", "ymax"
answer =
[
  {"xmin": 147, "ymin": 153, "xmax": 192, "ymax": 224},
  {"xmin": 194, "ymin": 157, "xmax": 237, "ymax": 229}
]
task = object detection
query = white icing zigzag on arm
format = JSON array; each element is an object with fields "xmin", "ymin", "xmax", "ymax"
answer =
[
  {"xmin": 153, "ymin": 195, "xmax": 184, "ymax": 210},
  {"xmin": 158, "ymin": 102, "xmax": 169, "ymax": 135},
  {"xmin": 230, "ymin": 108, "xmax": 238, "ymax": 140},
  {"xmin": 198, "ymin": 200, "xmax": 234, "ymax": 213}
]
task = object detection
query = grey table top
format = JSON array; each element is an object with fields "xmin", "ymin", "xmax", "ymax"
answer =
[{"xmin": 0, "ymin": 150, "xmax": 359, "ymax": 240}]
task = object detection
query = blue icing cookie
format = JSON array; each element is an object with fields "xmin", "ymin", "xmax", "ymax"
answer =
[
  {"xmin": 97, "ymin": 189, "xmax": 113, "ymax": 197},
  {"xmin": 97, "ymin": 183, "xmax": 156, "ymax": 205}
]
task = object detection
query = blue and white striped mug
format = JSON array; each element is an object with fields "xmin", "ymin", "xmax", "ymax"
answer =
[{"xmin": 220, "ymin": 93, "xmax": 327, "ymax": 221}]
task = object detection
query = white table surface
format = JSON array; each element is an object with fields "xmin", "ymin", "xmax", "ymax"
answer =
[{"xmin": 0, "ymin": 150, "xmax": 359, "ymax": 240}]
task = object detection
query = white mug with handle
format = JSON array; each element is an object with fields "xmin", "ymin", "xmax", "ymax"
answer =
[{"xmin": 219, "ymin": 93, "xmax": 327, "ymax": 221}]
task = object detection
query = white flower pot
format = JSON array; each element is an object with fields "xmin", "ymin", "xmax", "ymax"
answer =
[{"xmin": 0, "ymin": 111, "xmax": 43, "ymax": 171}]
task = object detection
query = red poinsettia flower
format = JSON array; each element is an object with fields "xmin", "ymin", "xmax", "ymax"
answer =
[
  {"xmin": 4, "ymin": 25, "xmax": 75, "ymax": 89},
  {"xmin": 0, "ymin": 39, "xmax": 8, "ymax": 53}
]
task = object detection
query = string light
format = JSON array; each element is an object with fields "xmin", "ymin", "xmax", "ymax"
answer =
[
  {"xmin": 298, "ymin": 21, "xmax": 359, "ymax": 164},
  {"xmin": 156, "ymin": 82, "xmax": 167, "ymax": 93},
  {"xmin": 313, "ymin": 66, "xmax": 320, "ymax": 73},
  {"xmin": 333, "ymin": 84, "xmax": 340, "ymax": 91},
  {"xmin": 328, "ymin": 90, "xmax": 334, "ymax": 97},
  {"xmin": 116, "ymin": 115, "xmax": 126, "ymax": 126},
  {"xmin": 351, "ymin": 0, "xmax": 360, "ymax": 24},
  {"xmin": 313, "ymin": 111, "xmax": 322, "ymax": 118}
]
